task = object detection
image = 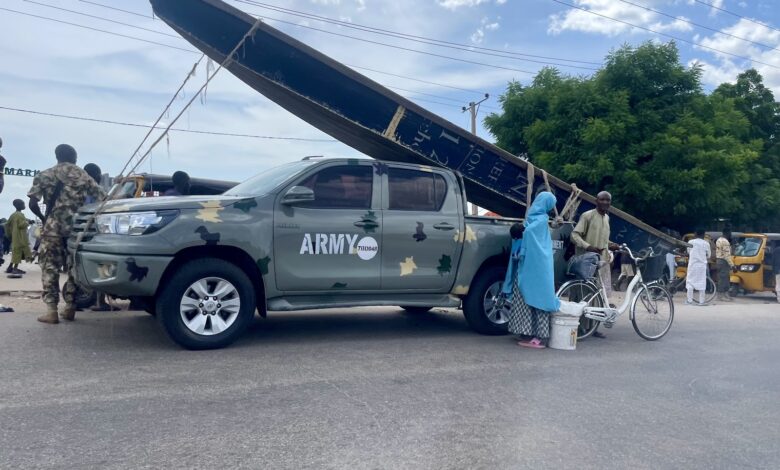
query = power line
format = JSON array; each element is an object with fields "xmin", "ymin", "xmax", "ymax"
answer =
[
  {"xmin": 3, "ymin": 5, "xmax": 503, "ymax": 111},
  {"xmin": 0, "ymin": 105, "xmax": 337, "ymax": 142},
  {"xmin": 384, "ymin": 86, "xmax": 463, "ymax": 104},
  {"xmin": 345, "ymin": 64, "xmax": 488, "ymax": 95},
  {"xmin": 21, "ymin": 0, "xmax": 181, "ymax": 39},
  {"xmin": 617, "ymin": 0, "xmax": 780, "ymax": 53},
  {"xmin": 78, "ymin": 0, "xmax": 154, "ymax": 19},
  {"xmin": 0, "ymin": 7, "xmax": 198, "ymax": 54},
  {"xmin": 4, "ymin": 3, "xmax": 498, "ymax": 99},
  {"xmin": 236, "ymin": 0, "xmax": 602, "ymax": 70},
  {"xmin": 692, "ymin": 0, "xmax": 780, "ymax": 35},
  {"xmin": 258, "ymin": 15, "xmax": 539, "ymax": 75},
  {"xmin": 550, "ymin": 0, "xmax": 780, "ymax": 70}
]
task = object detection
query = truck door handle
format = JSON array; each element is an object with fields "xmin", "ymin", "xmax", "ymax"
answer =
[
  {"xmin": 433, "ymin": 223, "xmax": 455, "ymax": 231},
  {"xmin": 354, "ymin": 221, "xmax": 378, "ymax": 228}
]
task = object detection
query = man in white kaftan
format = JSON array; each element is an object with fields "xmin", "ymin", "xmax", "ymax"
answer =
[{"xmin": 686, "ymin": 229, "xmax": 711, "ymax": 305}]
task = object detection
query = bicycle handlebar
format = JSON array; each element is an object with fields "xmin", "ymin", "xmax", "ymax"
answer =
[{"xmin": 618, "ymin": 244, "xmax": 655, "ymax": 263}]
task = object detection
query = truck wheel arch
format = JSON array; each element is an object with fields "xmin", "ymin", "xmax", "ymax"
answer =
[
  {"xmin": 466, "ymin": 254, "xmax": 508, "ymax": 291},
  {"xmin": 156, "ymin": 246, "xmax": 267, "ymax": 317}
]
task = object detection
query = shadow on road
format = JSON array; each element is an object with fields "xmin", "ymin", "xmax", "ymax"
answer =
[
  {"xmin": 77, "ymin": 307, "xmax": 477, "ymax": 351},
  {"xmin": 240, "ymin": 308, "xmax": 474, "ymax": 347}
]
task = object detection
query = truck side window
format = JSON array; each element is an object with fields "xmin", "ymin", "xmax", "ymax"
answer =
[
  {"xmin": 388, "ymin": 168, "xmax": 447, "ymax": 211},
  {"xmin": 299, "ymin": 165, "xmax": 372, "ymax": 209}
]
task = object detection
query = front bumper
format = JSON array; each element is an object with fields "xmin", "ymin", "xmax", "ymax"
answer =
[{"xmin": 75, "ymin": 251, "xmax": 173, "ymax": 297}]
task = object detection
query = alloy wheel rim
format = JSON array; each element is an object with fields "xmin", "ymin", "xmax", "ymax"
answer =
[
  {"xmin": 179, "ymin": 277, "xmax": 241, "ymax": 336},
  {"xmin": 483, "ymin": 281, "xmax": 510, "ymax": 325}
]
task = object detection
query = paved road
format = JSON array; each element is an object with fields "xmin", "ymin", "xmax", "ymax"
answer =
[{"xmin": 1, "ymin": 295, "xmax": 779, "ymax": 469}]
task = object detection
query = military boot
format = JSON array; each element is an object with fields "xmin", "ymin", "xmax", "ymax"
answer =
[
  {"xmin": 60, "ymin": 304, "xmax": 76, "ymax": 321},
  {"xmin": 37, "ymin": 304, "xmax": 59, "ymax": 324}
]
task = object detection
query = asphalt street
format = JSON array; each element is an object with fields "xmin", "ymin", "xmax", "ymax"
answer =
[{"xmin": 0, "ymin": 294, "xmax": 779, "ymax": 469}]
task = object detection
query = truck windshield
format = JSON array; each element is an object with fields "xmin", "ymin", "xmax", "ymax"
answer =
[
  {"xmin": 734, "ymin": 237, "xmax": 762, "ymax": 257},
  {"xmin": 225, "ymin": 161, "xmax": 315, "ymax": 197}
]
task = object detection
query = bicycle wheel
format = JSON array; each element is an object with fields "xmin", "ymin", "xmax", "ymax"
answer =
[
  {"xmin": 631, "ymin": 284, "xmax": 674, "ymax": 340},
  {"xmin": 704, "ymin": 276, "xmax": 717, "ymax": 304},
  {"xmin": 556, "ymin": 281, "xmax": 602, "ymax": 340}
]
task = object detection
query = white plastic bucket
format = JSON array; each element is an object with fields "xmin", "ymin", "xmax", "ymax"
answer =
[{"xmin": 549, "ymin": 313, "xmax": 579, "ymax": 350}]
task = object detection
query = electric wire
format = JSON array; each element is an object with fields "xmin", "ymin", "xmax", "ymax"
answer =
[
  {"xmin": 616, "ymin": 0, "xmax": 780, "ymax": 53},
  {"xmin": 550, "ymin": 0, "xmax": 780, "ymax": 70},
  {"xmin": 256, "ymin": 15, "xmax": 540, "ymax": 75},
  {"xmin": 691, "ymin": 0, "xmax": 780, "ymax": 35},
  {"xmin": 0, "ymin": 6, "xmax": 198, "ymax": 53},
  {"xmin": 77, "ymin": 0, "xmax": 154, "ymax": 19},
  {"xmin": 21, "ymin": 0, "xmax": 180, "ymax": 39},
  {"xmin": 0, "ymin": 105, "xmax": 338, "ymax": 142},
  {"xmin": 235, "ymin": 0, "xmax": 602, "ymax": 69}
]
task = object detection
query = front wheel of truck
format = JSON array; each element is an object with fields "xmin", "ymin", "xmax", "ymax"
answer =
[
  {"xmin": 157, "ymin": 258, "xmax": 256, "ymax": 350},
  {"xmin": 462, "ymin": 266, "xmax": 509, "ymax": 335}
]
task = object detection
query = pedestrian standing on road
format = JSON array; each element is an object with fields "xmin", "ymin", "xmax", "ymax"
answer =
[
  {"xmin": 771, "ymin": 245, "xmax": 780, "ymax": 304},
  {"xmin": 506, "ymin": 192, "xmax": 561, "ymax": 349},
  {"xmin": 665, "ymin": 251, "xmax": 678, "ymax": 283},
  {"xmin": 686, "ymin": 229, "xmax": 711, "ymax": 306},
  {"xmin": 5, "ymin": 200, "xmax": 32, "ymax": 277},
  {"xmin": 614, "ymin": 251, "xmax": 635, "ymax": 291},
  {"xmin": 0, "ymin": 137, "xmax": 6, "ymax": 195},
  {"xmin": 27, "ymin": 144, "xmax": 105, "ymax": 324},
  {"xmin": 83, "ymin": 163, "xmax": 116, "ymax": 312},
  {"xmin": 571, "ymin": 191, "xmax": 620, "ymax": 338},
  {"xmin": 0, "ymin": 218, "xmax": 6, "ymax": 268},
  {"xmin": 163, "ymin": 171, "xmax": 191, "ymax": 196},
  {"xmin": 715, "ymin": 230, "xmax": 736, "ymax": 302}
]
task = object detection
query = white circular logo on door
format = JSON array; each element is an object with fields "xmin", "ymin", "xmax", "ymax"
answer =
[{"xmin": 356, "ymin": 236, "xmax": 379, "ymax": 260}]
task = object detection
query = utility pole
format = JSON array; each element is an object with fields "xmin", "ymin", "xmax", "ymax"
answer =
[{"xmin": 462, "ymin": 93, "xmax": 490, "ymax": 216}]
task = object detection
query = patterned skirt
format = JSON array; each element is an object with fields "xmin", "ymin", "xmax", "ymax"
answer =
[{"xmin": 508, "ymin": 281, "xmax": 550, "ymax": 339}]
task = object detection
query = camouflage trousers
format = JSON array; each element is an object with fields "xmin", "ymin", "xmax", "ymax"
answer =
[{"xmin": 39, "ymin": 236, "xmax": 76, "ymax": 307}]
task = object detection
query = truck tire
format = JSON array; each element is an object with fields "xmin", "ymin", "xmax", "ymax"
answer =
[
  {"xmin": 401, "ymin": 306, "xmax": 432, "ymax": 314},
  {"xmin": 463, "ymin": 266, "xmax": 509, "ymax": 335},
  {"xmin": 74, "ymin": 286, "xmax": 97, "ymax": 310},
  {"xmin": 156, "ymin": 258, "xmax": 256, "ymax": 350}
]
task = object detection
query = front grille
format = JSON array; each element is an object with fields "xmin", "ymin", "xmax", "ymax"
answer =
[{"xmin": 69, "ymin": 210, "xmax": 98, "ymax": 250}]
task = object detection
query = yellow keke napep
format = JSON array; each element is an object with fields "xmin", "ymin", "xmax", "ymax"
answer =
[{"xmin": 729, "ymin": 233, "xmax": 780, "ymax": 296}]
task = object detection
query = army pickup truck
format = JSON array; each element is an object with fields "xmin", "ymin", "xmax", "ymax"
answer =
[{"xmin": 70, "ymin": 158, "xmax": 570, "ymax": 349}]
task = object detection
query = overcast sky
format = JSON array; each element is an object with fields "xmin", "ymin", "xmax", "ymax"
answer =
[{"xmin": 1, "ymin": 0, "xmax": 779, "ymax": 217}]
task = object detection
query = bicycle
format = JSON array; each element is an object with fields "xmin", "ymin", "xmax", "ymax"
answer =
[
  {"xmin": 662, "ymin": 272, "xmax": 716, "ymax": 304},
  {"xmin": 557, "ymin": 245, "xmax": 675, "ymax": 341}
]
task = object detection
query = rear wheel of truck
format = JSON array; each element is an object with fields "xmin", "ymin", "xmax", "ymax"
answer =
[
  {"xmin": 157, "ymin": 258, "xmax": 256, "ymax": 350},
  {"xmin": 463, "ymin": 266, "xmax": 509, "ymax": 335}
]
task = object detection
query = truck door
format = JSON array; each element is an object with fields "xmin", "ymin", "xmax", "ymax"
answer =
[
  {"xmin": 274, "ymin": 163, "xmax": 381, "ymax": 291},
  {"xmin": 380, "ymin": 167, "xmax": 462, "ymax": 291}
]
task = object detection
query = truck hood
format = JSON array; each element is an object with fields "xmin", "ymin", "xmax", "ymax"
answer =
[{"xmin": 84, "ymin": 195, "xmax": 251, "ymax": 213}]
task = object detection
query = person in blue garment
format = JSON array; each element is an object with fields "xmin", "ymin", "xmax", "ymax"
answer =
[{"xmin": 503, "ymin": 191, "xmax": 561, "ymax": 349}]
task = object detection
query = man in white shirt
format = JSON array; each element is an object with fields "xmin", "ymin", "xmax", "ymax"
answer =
[{"xmin": 686, "ymin": 229, "xmax": 711, "ymax": 306}]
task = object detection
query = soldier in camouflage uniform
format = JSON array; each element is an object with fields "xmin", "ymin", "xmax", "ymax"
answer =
[{"xmin": 27, "ymin": 144, "xmax": 105, "ymax": 324}]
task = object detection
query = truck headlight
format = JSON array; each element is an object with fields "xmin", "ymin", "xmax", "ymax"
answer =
[
  {"xmin": 96, "ymin": 210, "xmax": 178, "ymax": 235},
  {"xmin": 739, "ymin": 264, "xmax": 760, "ymax": 273}
]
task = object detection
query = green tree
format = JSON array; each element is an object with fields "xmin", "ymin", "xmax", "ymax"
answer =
[
  {"xmin": 485, "ymin": 41, "xmax": 764, "ymax": 232},
  {"xmin": 714, "ymin": 69, "xmax": 780, "ymax": 230}
]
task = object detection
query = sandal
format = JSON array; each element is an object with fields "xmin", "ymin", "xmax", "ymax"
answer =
[{"xmin": 518, "ymin": 338, "xmax": 546, "ymax": 349}]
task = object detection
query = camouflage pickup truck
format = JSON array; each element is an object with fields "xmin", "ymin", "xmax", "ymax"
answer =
[{"xmin": 70, "ymin": 158, "xmax": 571, "ymax": 349}]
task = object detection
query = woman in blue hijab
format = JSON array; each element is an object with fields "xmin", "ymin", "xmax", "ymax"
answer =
[{"xmin": 504, "ymin": 191, "xmax": 560, "ymax": 349}]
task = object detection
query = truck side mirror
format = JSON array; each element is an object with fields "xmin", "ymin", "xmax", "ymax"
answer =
[{"xmin": 281, "ymin": 186, "xmax": 315, "ymax": 205}]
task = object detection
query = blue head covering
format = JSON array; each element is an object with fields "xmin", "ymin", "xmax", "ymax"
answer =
[{"xmin": 518, "ymin": 192, "xmax": 560, "ymax": 312}]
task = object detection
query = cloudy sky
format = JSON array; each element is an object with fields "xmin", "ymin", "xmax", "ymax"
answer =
[{"xmin": 1, "ymin": 0, "xmax": 779, "ymax": 217}]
